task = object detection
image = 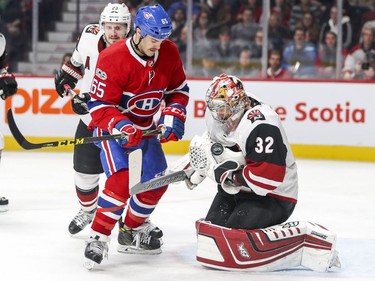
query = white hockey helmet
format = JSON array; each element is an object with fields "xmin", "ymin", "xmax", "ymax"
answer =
[
  {"xmin": 100, "ymin": 3, "xmax": 132, "ymax": 36},
  {"xmin": 206, "ymin": 73, "xmax": 250, "ymax": 127}
]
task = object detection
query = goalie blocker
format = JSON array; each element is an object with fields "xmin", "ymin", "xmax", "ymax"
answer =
[{"xmin": 196, "ymin": 220, "xmax": 341, "ymax": 272}]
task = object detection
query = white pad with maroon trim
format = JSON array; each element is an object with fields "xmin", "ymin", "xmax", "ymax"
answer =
[{"xmin": 195, "ymin": 220, "xmax": 340, "ymax": 272}]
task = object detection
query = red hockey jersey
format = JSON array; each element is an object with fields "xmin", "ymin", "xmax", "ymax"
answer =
[{"xmin": 88, "ymin": 38, "xmax": 189, "ymax": 132}]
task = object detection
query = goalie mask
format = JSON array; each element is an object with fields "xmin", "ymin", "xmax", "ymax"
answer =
[
  {"xmin": 100, "ymin": 3, "xmax": 132, "ymax": 36},
  {"xmin": 206, "ymin": 73, "xmax": 250, "ymax": 132}
]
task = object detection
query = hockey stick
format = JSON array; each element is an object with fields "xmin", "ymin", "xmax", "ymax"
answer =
[
  {"xmin": 130, "ymin": 168, "xmax": 194, "ymax": 195},
  {"xmin": 6, "ymin": 109, "xmax": 161, "ymax": 150}
]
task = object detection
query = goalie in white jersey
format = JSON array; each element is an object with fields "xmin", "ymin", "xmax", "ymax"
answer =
[
  {"xmin": 186, "ymin": 74, "xmax": 340, "ymax": 272},
  {"xmin": 54, "ymin": 3, "xmax": 132, "ymax": 234},
  {"xmin": 188, "ymin": 73, "xmax": 298, "ymax": 229}
]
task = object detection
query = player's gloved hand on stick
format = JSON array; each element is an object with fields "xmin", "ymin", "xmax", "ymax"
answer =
[
  {"xmin": 109, "ymin": 119, "xmax": 143, "ymax": 148},
  {"xmin": 0, "ymin": 72, "xmax": 17, "ymax": 100},
  {"xmin": 71, "ymin": 92, "xmax": 90, "ymax": 115},
  {"xmin": 185, "ymin": 170, "xmax": 206, "ymax": 190},
  {"xmin": 54, "ymin": 62, "xmax": 83, "ymax": 97},
  {"xmin": 157, "ymin": 103, "xmax": 186, "ymax": 143}
]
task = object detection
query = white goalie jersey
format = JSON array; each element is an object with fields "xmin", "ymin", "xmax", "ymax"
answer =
[{"xmin": 204, "ymin": 92, "xmax": 298, "ymax": 202}]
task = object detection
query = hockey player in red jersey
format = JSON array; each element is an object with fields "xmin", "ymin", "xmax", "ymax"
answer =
[
  {"xmin": 0, "ymin": 32, "xmax": 18, "ymax": 212},
  {"xmin": 54, "ymin": 3, "xmax": 132, "ymax": 234},
  {"xmin": 84, "ymin": 4, "xmax": 189, "ymax": 268},
  {"xmin": 186, "ymin": 74, "xmax": 340, "ymax": 272}
]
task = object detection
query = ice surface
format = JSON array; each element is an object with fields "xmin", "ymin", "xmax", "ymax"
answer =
[{"xmin": 0, "ymin": 151, "xmax": 374, "ymax": 281}]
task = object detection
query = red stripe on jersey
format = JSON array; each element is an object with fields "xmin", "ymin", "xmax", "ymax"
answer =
[
  {"xmin": 243, "ymin": 171, "xmax": 277, "ymax": 191},
  {"xmin": 246, "ymin": 161, "xmax": 286, "ymax": 183}
]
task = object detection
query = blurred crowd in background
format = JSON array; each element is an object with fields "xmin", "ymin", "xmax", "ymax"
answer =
[{"xmin": 1, "ymin": 0, "xmax": 375, "ymax": 80}]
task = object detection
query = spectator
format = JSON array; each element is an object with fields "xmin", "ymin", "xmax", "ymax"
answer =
[
  {"xmin": 212, "ymin": 25, "xmax": 239, "ymax": 66},
  {"xmin": 167, "ymin": 0, "xmax": 200, "ymax": 22},
  {"xmin": 343, "ymin": 25, "xmax": 375, "ymax": 80},
  {"xmin": 319, "ymin": 5, "xmax": 353, "ymax": 50},
  {"xmin": 169, "ymin": 7, "xmax": 186, "ymax": 43},
  {"xmin": 295, "ymin": 12, "xmax": 320, "ymax": 45},
  {"xmin": 316, "ymin": 31, "xmax": 347, "ymax": 79},
  {"xmin": 0, "ymin": 0, "xmax": 25, "ymax": 72},
  {"xmin": 229, "ymin": 46, "xmax": 260, "ymax": 78},
  {"xmin": 202, "ymin": 0, "xmax": 232, "ymax": 39},
  {"xmin": 268, "ymin": 12, "xmax": 291, "ymax": 52},
  {"xmin": 282, "ymin": 27, "xmax": 318, "ymax": 78},
  {"xmin": 234, "ymin": 0, "xmax": 263, "ymax": 24},
  {"xmin": 250, "ymin": 30, "xmax": 270, "ymax": 59},
  {"xmin": 271, "ymin": 0, "xmax": 292, "ymax": 28},
  {"xmin": 193, "ymin": 9, "xmax": 212, "ymax": 43},
  {"xmin": 175, "ymin": 25, "xmax": 188, "ymax": 66},
  {"xmin": 193, "ymin": 48, "xmax": 222, "ymax": 77},
  {"xmin": 231, "ymin": 7, "xmax": 259, "ymax": 44},
  {"xmin": 288, "ymin": 0, "xmax": 322, "ymax": 32},
  {"xmin": 265, "ymin": 49, "xmax": 292, "ymax": 79}
]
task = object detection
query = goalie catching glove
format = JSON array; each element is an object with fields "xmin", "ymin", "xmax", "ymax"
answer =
[
  {"xmin": 0, "ymin": 72, "xmax": 17, "ymax": 100},
  {"xmin": 109, "ymin": 119, "xmax": 143, "ymax": 148},
  {"xmin": 54, "ymin": 61, "xmax": 83, "ymax": 97},
  {"xmin": 186, "ymin": 134, "xmax": 246, "ymax": 194},
  {"xmin": 157, "ymin": 103, "xmax": 186, "ymax": 143}
]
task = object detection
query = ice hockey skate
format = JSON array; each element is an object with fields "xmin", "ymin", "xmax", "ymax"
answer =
[
  {"xmin": 68, "ymin": 208, "xmax": 96, "ymax": 234},
  {"xmin": 0, "ymin": 196, "xmax": 9, "ymax": 212},
  {"xmin": 84, "ymin": 234, "xmax": 109, "ymax": 270},
  {"xmin": 117, "ymin": 218, "xmax": 163, "ymax": 254}
]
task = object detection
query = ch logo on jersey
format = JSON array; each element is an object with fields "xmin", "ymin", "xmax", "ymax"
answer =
[
  {"xmin": 247, "ymin": 109, "xmax": 265, "ymax": 123},
  {"xmin": 126, "ymin": 90, "xmax": 164, "ymax": 117}
]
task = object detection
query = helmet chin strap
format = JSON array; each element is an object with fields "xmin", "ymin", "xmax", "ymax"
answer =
[{"xmin": 131, "ymin": 33, "xmax": 148, "ymax": 57}]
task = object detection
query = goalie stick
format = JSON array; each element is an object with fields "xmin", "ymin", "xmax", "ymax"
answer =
[
  {"xmin": 130, "ymin": 168, "xmax": 194, "ymax": 195},
  {"xmin": 6, "ymin": 109, "xmax": 162, "ymax": 150}
]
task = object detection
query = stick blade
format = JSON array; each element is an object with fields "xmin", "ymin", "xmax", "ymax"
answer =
[
  {"xmin": 130, "ymin": 168, "xmax": 194, "ymax": 195},
  {"xmin": 129, "ymin": 149, "xmax": 142, "ymax": 189},
  {"xmin": 6, "ymin": 109, "xmax": 36, "ymax": 150}
]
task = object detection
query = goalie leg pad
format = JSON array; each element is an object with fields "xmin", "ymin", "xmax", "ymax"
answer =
[{"xmin": 195, "ymin": 220, "xmax": 340, "ymax": 272}]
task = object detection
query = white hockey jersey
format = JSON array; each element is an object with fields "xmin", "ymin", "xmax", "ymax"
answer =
[
  {"xmin": 71, "ymin": 24, "xmax": 106, "ymax": 125},
  {"xmin": 206, "ymin": 93, "xmax": 298, "ymax": 203}
]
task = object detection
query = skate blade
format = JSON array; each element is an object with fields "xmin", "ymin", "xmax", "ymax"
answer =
[
  {"xmin": 117, "ymin": 245, "xmax": 162, "ymax": 255},
  {"xmin": 83, "ymin": 258, "xmax": 99, "ymax": 270}
]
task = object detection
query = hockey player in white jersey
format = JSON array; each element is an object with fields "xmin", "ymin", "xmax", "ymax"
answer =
[
  {"xmin": 0, "ymin": 33, "xmax": 18, "ymax": 212},
  {"xmin": 186, "ymin": 73, "xmax": 340, "ymax": 272},
  {"xmin": 54, "ymin": 3, "xmax": 131, "ymax": 234}
]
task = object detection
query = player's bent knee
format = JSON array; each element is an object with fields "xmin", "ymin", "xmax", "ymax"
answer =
[{"xmin": 74, "ymin": 171, "xmax": 100, "ymax": 189}]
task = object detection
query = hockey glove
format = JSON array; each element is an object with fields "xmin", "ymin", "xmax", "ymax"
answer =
[
  {"xmin": 208, "ymin": 160, "xmax": 242, "ymax": 194},
  {"xmin": 0, "ymin": 72, "xmax": 17, "ymax": 100},
  {"xmin": 185, "ymin": 170, "xmax": 206, "ymax": 190},
  {"xmin": 109, "ymin": 119, "xmax": 143, "ymax": 148},
  {"xmin": 71, "ymin": 92, "xmax": 90, "ymax": 115},
  {"xmin": 54, "ymin": 62, "xmax": 83, "ymax": 97},
  {"xmin": 157, "ymin": 103, "xmax": 186, "ymax": 143}
]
